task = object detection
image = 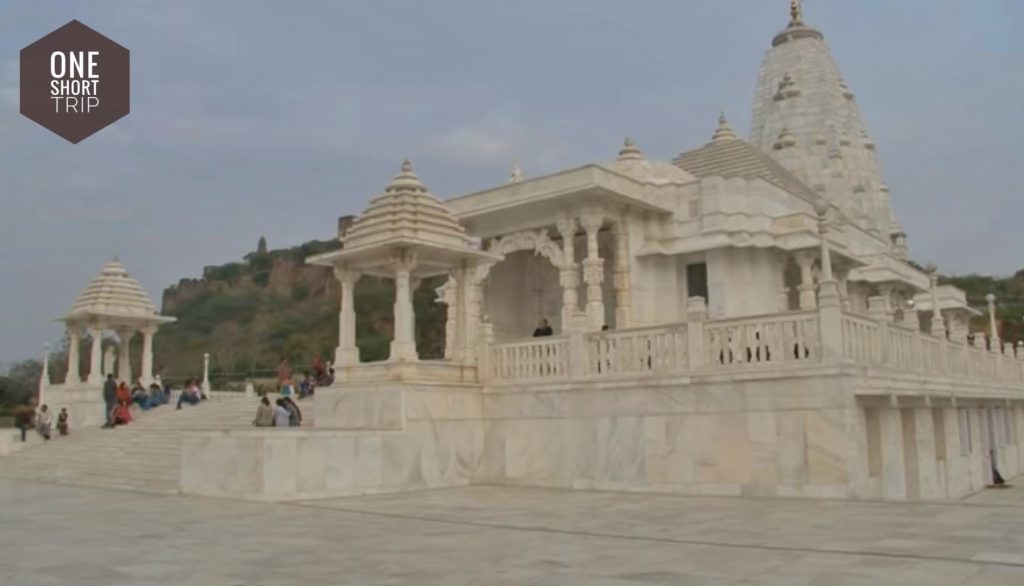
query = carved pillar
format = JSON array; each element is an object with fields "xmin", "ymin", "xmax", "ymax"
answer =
[
  {"xmin": 794, "ymin": 251, "xmax": 817, "ymax": 310},
  {"xmin": 611, "ymin": 215, "xmax": 632, "ymax": 328},
  {"xmin": 986, "ymin": 293, "xmax": 1001, "ymax": 351},
  {"xmin": 877, "ymin": 284, "xmax": 895, "ymax": 323},
  {"xmin": 116, "ymin": 328, "xmax": 134, "ymax": 384},
  {"xmin": 334, "ymin": 267, "xmax": 361, "ymax": 366},
  {"xmin": 816, "ymin": 208, "xmax": 840, "ymax": 308},
  {"xmin": 815, "ymin": 204, "xmax": 842, "ymax": 362},
  {"xmin": 928, "ymin": 270, "xmax": 946, "ymax": 338},
  {"xmin": 777, "ymin": 252, "xmax": 791, "ymax": 312},
  {"xmin": 463, "ymin": 271, "xmax": 484, "ymax": 366},
  {"xmin": 837, "ymin": 269, "xmax": 851, "ymax": 312},
  {"xmin": 39, "ymin": 344, "xmax": 50, "ymax": 405},
  {"xmin": 140, "ymin": 325, "xmax": 157, "ymax": 387},
  {"xmin": 579, "ymin": 207, "xmax": 605, "ymax": 330},
  {"xmin": 556, "ymin": 214, "xmax": 580, "ymax": 328},
  {"xmin": 201, "ymin": 352, "xmax": 211, "ymax": 397},
  {"xmin": 440, "ymin": 274, "xmax": 458, "ymax": 360},
  {"xmin": 390, "ymin": 250, "xmax": 419, "ymax": 362},
  {"xmin": 65, "ymin": 326, "xmax": 81, "ymax": 384},
  {"xmin": 87, "ymin": 326, "xmax": 103, "ymax": 384}
]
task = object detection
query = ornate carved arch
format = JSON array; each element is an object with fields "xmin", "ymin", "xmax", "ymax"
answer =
[{"xmin": 473, "ymin": 228, "xmax": 565, "ymax": 282}]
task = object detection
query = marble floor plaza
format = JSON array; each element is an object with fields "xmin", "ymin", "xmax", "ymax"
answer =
[{"xmin": 2, "ymin": 478, "xmax": 1024, "ymax": 586}]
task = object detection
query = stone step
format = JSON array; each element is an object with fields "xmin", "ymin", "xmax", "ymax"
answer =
[{"xmin": 0, "ymin": 397, "xmax": 289, "ymax": 494}]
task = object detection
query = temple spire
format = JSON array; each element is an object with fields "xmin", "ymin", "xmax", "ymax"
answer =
[
  {"xmin": 709, "ymin": 112, "xmax": 738, "ymax": 145},
  {"xmin": 790, "ymin": 0, "xmax": 802, "ymax": 24}
]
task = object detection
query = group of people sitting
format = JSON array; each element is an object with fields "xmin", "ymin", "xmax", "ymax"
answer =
[
  {"xmin": 251, "ymin": 395, "xmax": 303, "ymax": 427},
  {"xmin": 102, "ymin": 374, "xmax": 178, "ymax": 427},
  {"xmin": 12, "ymin": 403, "xmax": 68, "ymax": 442}
]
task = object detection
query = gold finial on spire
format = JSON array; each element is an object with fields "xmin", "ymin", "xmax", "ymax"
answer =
[{"xmin": 790, "ymin": 0, "xmax": 802, "ymax": 24}]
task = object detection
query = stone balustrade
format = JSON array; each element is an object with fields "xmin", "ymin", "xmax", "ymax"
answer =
[
  {"xmin": 586, "ymin": 323, "xmax": 688, "ymax": 376},
  {"xmin": 485, "ymin": 307, "xmax": 1024, "ymax": 390}
]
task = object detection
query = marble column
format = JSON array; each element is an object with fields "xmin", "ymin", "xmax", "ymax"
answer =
[
  {"xmin": 815, "ymin": 203, "xmax": 843, "ymax": 362},
  {"xmin": 463, "ymin": 272, "xmax": 483, "ymax": 366},
  {"xmin": 117, "ymin": 328, "xmax": 134, "ymax": 384},
  {"xmin": 390, "ymin": 250, "xmax": 418, "ymax": 362},
  {"xmin": 65, "ymin": 326, "xmax": 81, "ymax": 384},
  {"xmin": 201, "ymin": 352, "xmax": 211, "ymax": 397},
  {"xmin": 39, "ymin": 344, "xmax": 50, "ymax": 406},
  {"xmin": 986, "ymin": 294, "xmax": 1000, "ymax": 351},
  {"xmin": 556, "ymin": 214, "xmax": 580, "ymax": 328},
  {"xmin": 795, "ymin": 251, "xmax": 817, "ymax": 310},
  {"xmin": 929, "ymin": 270, "xmax": 946, "ymax": 338},
  {"xmin": 140, "ymin": 326, "xmax": 157, "ymax": 387},
  {"xmin": 877, "ymin": 284, "xmax": 895, "ymax": 323},
  {"xmin": 334, "ymin": 267, "xmax": 361, "ymax": 366},
  {"xmin": 611, "ymin": 215, "xmax": 632, "ymax": 328},
  {"xmin": 776, "ymin": 252, "xmax": 791, "ymax": 312},
  {"xmin": 87, "ymin": 326, "xmax": 103, "ymax": 384},
  {"xmin": 579, "ymin": 207, "xmax": 605, "ymax": 330}
]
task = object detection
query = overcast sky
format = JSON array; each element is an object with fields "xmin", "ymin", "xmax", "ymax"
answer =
[{"xmin": 0, "ymin": 0, "xmax": 1022, "ymax": 365}]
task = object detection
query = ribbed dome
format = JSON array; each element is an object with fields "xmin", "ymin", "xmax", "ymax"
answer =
[
  {"xmin": 604, "ymin": 138, "xmax": 696, "ymax": 186},
  {"xmin": 342, "ymin": 159, "xmax": 474, "ymax": 251},
  {"xmin": 67, "ymin": 259, "xmax": 159, "ymax": 319}
]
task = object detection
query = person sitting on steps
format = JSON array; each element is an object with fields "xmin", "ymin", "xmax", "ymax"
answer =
[
  {"xmin": 176, "ymin": 379, "xmax": 201, "ymax": 410},
  {"xmin": 252, "ymin": 396, "xmax": 274, "ymax": 427}
]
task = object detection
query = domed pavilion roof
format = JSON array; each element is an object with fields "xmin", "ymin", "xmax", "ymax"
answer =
[
  {"xmin": 341, "ymin": 159, "xmax": 475, "ymax": 252},
  {"xmin": 60, "ymin": 259, "xmax": 174, "ymax": 327},
  {"xmin": 308, "ymin": 159, "xmax": 500, "ymax": 277}
]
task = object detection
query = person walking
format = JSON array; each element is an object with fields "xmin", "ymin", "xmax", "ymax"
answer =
[
  {"xmin": 13, "ymin": 402, "xmax": 34, "ymax": 442},
  {"xmin": 102, "ymin": 373, "xmax": 117, "ymax": 428},
  {"xmin": 35, "ymin": 405, "xmax": 53, "ymax": 440},
  {"xmin": 56, "ymin": 408, "xmax": 69, "ymax": 436},
  {"xmin": 252, "ymin": 396, "xmax": 274, "ymax": 427}
]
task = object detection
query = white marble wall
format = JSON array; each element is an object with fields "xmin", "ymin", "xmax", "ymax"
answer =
[
  {"xmin": 180, "ymin": 423, "xmax": 484, "ymax": 501},
  {"xmin": 481, "ymin": 372, "xmax": 858, "ymax": 498},
  {"xmin": 43, "ymin": 383, "xmax": 107, "ymax": 429}
]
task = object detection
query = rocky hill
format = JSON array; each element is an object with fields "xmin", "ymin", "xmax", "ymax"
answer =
[{"xmin": 153, "ymin": 228, "xmax": 446, "ymax": 383}]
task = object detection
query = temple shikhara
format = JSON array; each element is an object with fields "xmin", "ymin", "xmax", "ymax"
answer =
[{"xmin": 10, "ymin": 4, "xmax": 1024, "ymax": 502}]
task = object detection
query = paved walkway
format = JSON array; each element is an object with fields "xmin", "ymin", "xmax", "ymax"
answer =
[{"xmin": 2, "ymin": 478, "xmax": 1024, "ymax": 585}]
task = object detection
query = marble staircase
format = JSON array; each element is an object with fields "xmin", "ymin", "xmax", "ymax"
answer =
[{"xmin": 0, "ymin": 396, "xmax": 304, "ymax": 494}]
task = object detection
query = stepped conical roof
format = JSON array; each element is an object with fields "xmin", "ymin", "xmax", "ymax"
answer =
[
  {"xmin": 341, "ymin": 159, "xmax": 475, "ymax": 252},
  {"xmin": 751, "ymin": 3, "xmax": 899, "ymax": 240},
  {"xmin": 63, "ymin": 259, "xmax": 172, "ymax": 325}
]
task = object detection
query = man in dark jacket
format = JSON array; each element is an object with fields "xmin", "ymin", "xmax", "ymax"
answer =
[{"xmin": 102, "ymin": 373, "xmax": 117, "ymax": 428}]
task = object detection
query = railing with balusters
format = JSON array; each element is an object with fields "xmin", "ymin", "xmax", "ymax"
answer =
[
  {"xmin": 585, "ymin": 324, "xmax": 687, "ymax": 376},
  {"xmin": 489, "ymin": 336, "xmax": 570, "ymax": 382},
  {"xmin": 704, "ymin": 311, "xmax": 819, "ymax": 370},
  {"xmin": 484, "ymin": 308, "xmax": 1024, "ymax": 388}
]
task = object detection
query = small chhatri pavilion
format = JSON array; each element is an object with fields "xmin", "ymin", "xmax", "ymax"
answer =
[
  {"xmin": 56, "ymin": 258, "xmax": 175, "ymax": 388},
  {"xmin": 308, "ymin": 159, "xmax": 499, "ymax": 380}
]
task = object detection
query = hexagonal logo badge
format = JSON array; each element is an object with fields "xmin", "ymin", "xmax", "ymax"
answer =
[{"xmin": 20, "ymin": 20, "xmax": 130, "ymax": 144}]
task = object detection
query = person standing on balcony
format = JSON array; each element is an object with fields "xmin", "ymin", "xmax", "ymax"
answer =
[{"xmin": 533, "ymin": 319, "xmax": 553, "ymax": 337}]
